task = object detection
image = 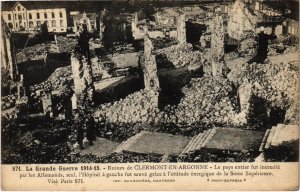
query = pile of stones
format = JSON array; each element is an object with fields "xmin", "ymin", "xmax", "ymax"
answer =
[
  {"xmin": 156, "ymin": 43, "xmax": 203, "ymax": 68},
  {"xmin": 94, "ymin": 89, "xmax": 161, "ymax": 124},
  {"xmin": 57, "ymin": 36, "xmax": 77, "ymax": 53},
  {"xmin": 174, "ymin": 76, "xmax": 238, "ymax": 127},
  {"xmin": 268, "ymin": 44, "xmax": 298, "ymax": 56},
  {"xmin": 29, "ymin": 66, "xmax": 73, "ymax": 98},
  {"xmin": 94, "ymin": 76, "xmax": 241, "ymax": 130},
  {"xmin": 228, "ymin": 61, "xmax": 298, "ymax": 110}
]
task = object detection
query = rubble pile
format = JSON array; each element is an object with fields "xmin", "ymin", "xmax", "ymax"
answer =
[
  {"xmin": 16, "ymin": 44, "xmax": 50, "ymax": 63},
  {"xmin": 228, "ymin": 62, "xmax": 298, "ymax": 109},
  {"xmin": 94, "ymin": 89, "xmax": 161, "ymax": 124},
  {"xmin": 1, "ymin": 94, "xmax": 17, "ymax": 110},
  {"xmin": 152, "ymin": 37, "xmax": 177, "ymax": 50},
  {"xmin": 94, "ymin": 76, "xmax": 240, "ymax": 133},
  {"xmin": 156, "ymin": 43, "xmax": 203, "ymax": 68},
  {"xmin": 268, "ymin": 44, "xmax": 298, "ymax": 56},
  {"xmin": 2, "ymin": 143, "xmax": 71, "ymax": 164},
  {"xmin": 57, "ymin": 36, "xmax": 77, "ymax": 53},
  {"xmin": 174, "ymin": 77, "xmax": 238, "ymax": 126},
  {"xmin": 29, "ymin": 66, "xmax": 73, "ymax": 97}
]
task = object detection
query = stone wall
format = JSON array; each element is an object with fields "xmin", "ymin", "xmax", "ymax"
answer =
[
  {"xmin": 210, "ymin": 12, "xmax": 225, "ymax": 77},
  {"xmin": 71, "ymin": 52, "xmax": 95, "ymax": 114},
  {"xmin": 1, "ymin": 24, "xmax": 17, "ymax": 80},
  {"xmin": 143, "ymin": 34, "xmax": 160, "ymax": 91},
  {"xmin": 177, "ymin": 14, "xmax": 186, "ymax": 44},
  {"xmin": 99, "ymin": 9, "xmax": 107, "ymax": 44}
]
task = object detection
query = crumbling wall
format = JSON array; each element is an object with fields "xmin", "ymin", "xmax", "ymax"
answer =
[
  {"xmin": 131, "ymin": 12, "xmax": 140, "ymax": 39},
  {"xmin": 1, "ymin": 24, "xmax": 17, "ymax": 80},
  {"xmin": 99, "ymin": 9, "xmax": 107, "ymax": 44},
  {"xmin": 177, "ymin": 14, "xmax": 186, "ymax": 44},
  {"xmin": 210, "ymin": 11, "xmax": 225, "ymax": 77},
  {"xmin": 143, "ymin": 34, "xmax": 159, "ymax": 91},
  {"xmin": 71, "ymin": 52, "xmax": 95, "ymax": 113},
  {"xmin": 142, "ymin": 34, "xmax": 160, "ymax": 108}
]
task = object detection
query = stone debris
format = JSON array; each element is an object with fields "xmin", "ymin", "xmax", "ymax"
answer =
[
  {"xmin": 156, "ymin": 43, "xmax": 203, "ymax": 68},
  {"xmin": 94, "ymin": 89, "xmax": 161, "ymax": 124},
  {"xmin": 175, "ymin": 77, "xmax": 238, "ymax": 126},
  {"xmin": 284, "ymin": 100, "xmax": 299, "ymax": 125},
  {"xmin": 29, "ymin": 66, "xmax": 73, "ymax": 95},
  {"xmin": 228, "ymin": 61, "xmax": 298, "ymax": 110}
]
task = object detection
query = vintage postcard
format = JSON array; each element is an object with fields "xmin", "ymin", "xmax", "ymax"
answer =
[{"xmin": 1, "ymin": 0, "xmax": 299, "ymax": 191}]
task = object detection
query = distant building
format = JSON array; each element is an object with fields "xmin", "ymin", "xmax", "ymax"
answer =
[
  {"xmin": 72, "ymin": 12, "xmax": 97, "ymax": 33},
  {"xmin": 1, "ymin": 2, "xmax": 67, "ymax": 33}
]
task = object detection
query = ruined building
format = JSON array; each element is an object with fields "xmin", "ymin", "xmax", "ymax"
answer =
[
  {"xmin": 210, "ymin": 11, "xmax": 225, "ymax": 77},
  {"xmin": 1, "ymin": 22, "xmax": 17, "ymax": 80},
  {"xmin": 228, "ymin": 0, "xmax": 283, "ymax": 40},
  {"xmin": 227, "ymin": 0, "xmax": 258, "ymax": 41},
  {"xmin": 142, "ymin": 33, "xmax": 160, "ymax": 108},
  {"xmin": 177, "ymin": 14, "xmax": 186, "ymax": 44}
]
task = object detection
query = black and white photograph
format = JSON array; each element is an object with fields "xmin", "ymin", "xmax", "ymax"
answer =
[{"xmin": 1, "ymin": 0, "xmax": 299, "ymax": 165}]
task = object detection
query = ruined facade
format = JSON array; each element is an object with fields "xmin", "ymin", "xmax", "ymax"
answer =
[
  {"xmin": 227, "ymin": 0, "xmax": 257, "ymax": 40},
  {"xmin": 177, "ymin": 14, "xmax": 186, "ymax": 44},
  {"xmin": 210, "ymin": 11, "xmax": 225, "ymax": 77},
  {"xmin": 71, "ymin": 52, "xmax": 95, "ymax": 114}
]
